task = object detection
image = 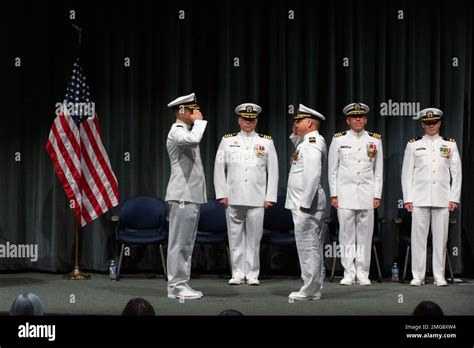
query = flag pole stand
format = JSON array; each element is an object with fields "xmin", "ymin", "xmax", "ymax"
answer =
[{"xmin": 64, "ymin": 223, "xmax": 90, "ymax": 280}]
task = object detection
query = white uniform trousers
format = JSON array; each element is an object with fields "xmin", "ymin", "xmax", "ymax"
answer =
[
  {"xmin": 337, "ymin": 208, "xmax": 374, "ymax": 280},
  {"xmin": 292, "ymin": 209, "xmax": 324, "ymax": 296},
  {"xmin": 411, "ymin": 207, "xmax": 449, "ymax": 282},
  {"xmin": 225, "ymin": 205, "xmax": 264, "ymax": 279},
  {"xmin": 167, "ymin": 201, "xmax": 200, "ymax": 293}
]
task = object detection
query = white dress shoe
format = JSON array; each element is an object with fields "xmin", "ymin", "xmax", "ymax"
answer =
[
  {"xmin": 434, "ymin": 279, "xmax": 448, "ymax": 287},
  {"xmin": 184, "ymin": 284, "xmax": 203, "ymax": 297},
  {"xmin": 228, "ymin": 277, "xmax": 245, "ymax": 285},
  {"xmin": 168, "ymin": 287, "xmax": 203, "ymax": 299},
  {"xmin": 288, "ymin": 291, "xmax": 321, "ymax": 301},
  {"xmin": 247, "ymin": 277, "xmax": 260, "ymax": 285},
  {"xmin": 339, "ymin": 277, "xmax": 355, "ymax": 285},
  {"xmin": 410, "ymin": 278, "xmax": 425, "ymax": 286},
  {"xmin": 357, "ymin": 278, "xmax": 371, "ymax": 286}
]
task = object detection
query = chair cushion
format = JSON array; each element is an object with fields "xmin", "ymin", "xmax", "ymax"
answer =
[
  {"xmin": 262, "ymin": 232, "xmax": 296, "ymax": 246},
  {"xmin": 195, "ymin": 231, "xmax": 227, "ymax": 245},
  {"xmin": 118, "ymin": 229, "xmax": 167, "ymax": 245}
]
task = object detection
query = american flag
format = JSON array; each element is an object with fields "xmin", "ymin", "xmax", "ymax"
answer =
[{"xmin": 46, "ymin": 58, "xmax": 119, "ymax": 227}]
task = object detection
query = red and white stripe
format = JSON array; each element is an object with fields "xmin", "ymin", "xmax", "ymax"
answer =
[{"xmin": 46, "ymin": 113, "xmax": 119, "ymax": 227}]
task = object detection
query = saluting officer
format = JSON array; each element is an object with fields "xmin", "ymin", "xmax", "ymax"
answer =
[
  {"xmin": 328, "ymin": 103, "xmax": 383, "ymax": 286},
  {"xmin": 286, "ymin": 104, "xmax": 327, "ymax": 300},
  {"xmin": 214, "ymin": 103, "xmax": 279, "ymax": 285},
  {"xmin": 401, "ymin": 108, "xmax": 462, "ymax": 286},
  {"xmin": 165, "ymin": 93, "xmax": 207, "ymax": 299}
]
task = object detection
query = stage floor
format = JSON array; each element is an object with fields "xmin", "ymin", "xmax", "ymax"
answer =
[{"xmin": 1, "ymin": 273, "xmax": 473, "ymax": 315}]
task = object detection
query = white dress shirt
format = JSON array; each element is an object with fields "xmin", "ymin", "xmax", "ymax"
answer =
[
  {"xmin": 165, "ymin": 119, "xmax": 207, "ymax": 204},
  {"xmin": 214, "ymin": 130, "xmax": 278, "ymax": 207},
  {"xmin": 285, "ymin": 130, "xmax": 327, "ymax": 211},
  {"xmin": 401, "ymin": 133, "xmax": 462, "ymax": 207},
  {"xmin": 328, "ymin": 129, "xmax": 383, "ymax": 210}
]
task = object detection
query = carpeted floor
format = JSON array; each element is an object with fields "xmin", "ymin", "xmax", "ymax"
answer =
[{"xmin": 1, "ymin": 273, "xmax": 473, "ymax": 315}]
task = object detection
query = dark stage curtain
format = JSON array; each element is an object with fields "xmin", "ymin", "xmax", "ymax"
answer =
[{"xmin": 1, "ymin": 0, "xmax": 473, "ymax": 275}]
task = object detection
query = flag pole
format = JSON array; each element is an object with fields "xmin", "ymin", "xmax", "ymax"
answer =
[
  {"xmin": 64, "ymin": 222, "xmax": 91, "ymax": 280},
  {"xmin": 62, "ymin": 24, "xmax": 90, "ymax": 280},
  {"xmin": 72, "ymin": 24, "xmax": 82, "ymax": 47}
]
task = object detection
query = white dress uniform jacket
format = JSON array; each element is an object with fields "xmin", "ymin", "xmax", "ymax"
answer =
[
  {"xmin": 328, "ymin": 129, "xmax": 383, "ymax": 210},
  {"xmin": 214, "ymin": 130, "xmax": 278, "ymax": 206},
  {"xmin": 165, "ymin": 119, "xmax": 208, "ymax": 204},
  {"xmin": 285, "ymin": 131, "xmax": 327, "ymax": 211},
  {"xmin": 401, "ymin": 134, "xmax": 462, "ymax": 207}
]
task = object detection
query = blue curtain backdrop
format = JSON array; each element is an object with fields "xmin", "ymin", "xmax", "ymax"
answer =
[{"xmin": 1, "ymin": 0, "xmax": 473, "ymax": 276}]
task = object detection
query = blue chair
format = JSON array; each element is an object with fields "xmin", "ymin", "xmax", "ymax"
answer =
[
  {"xmin": 195, "ymin": 199, "xmax": 231, "ymax": 273},
  {"xmin": 113, "ymin": 196, "xmax": 168, "ymax": 281},
  {"xmin": 393, "ymin": 208, "xmax": 455, "ymax": 283},
  {"xmin": 323, "ymin": 206, "xmax": 385, "ymax": 282},
  {"xmin": 261, "ymin": 198, "xmax": 297, "ymax": 274},
  {"xmin": 262, "ymin": 199, "xmax": 295, "ymax": 247}
]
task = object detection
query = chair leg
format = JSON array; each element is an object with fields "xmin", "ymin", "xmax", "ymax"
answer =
[
  {"xmin": 446, "ymin": 249, "xmax": 454, "ymax": 284},
  {"xmin": 402, "ymin": 245, "xmax": 410, "ymax": 283},
  {"xmin": 117, "ymin": 243, "xmax": 125, "ymax": 281},
  {"xmin": 226, "ymin": 246, "xmax": 232, "ymax": 276},
  {"xmin": 373, "ymin": 245, "xmax": 382, "ymax": 283},
  {"xmin": 159, "ymin": 244, "xmax": 167, "ymax": 279},
  {"xmin": 329, "ymin": 256, "xmax": 337, "ymax": 282}
]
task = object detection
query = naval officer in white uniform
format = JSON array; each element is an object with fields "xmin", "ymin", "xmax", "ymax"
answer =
[
  {"xmin": 214, "ymin": 103, "xmax": 279, "ymax": 285},
  {"xmin": 328, "ymin": 103, "xmax": 383, "ymax": 286},
  {"xmin": 165, "ymin": 93, "xmax": 207, "ymax": 299},
  {"xmin": 286, "ymin": 104, "xmax": 327, "ymax": 300},
  {"xmin": 401, "ymin": 108, "xmax": 462, "ymax": 286}
]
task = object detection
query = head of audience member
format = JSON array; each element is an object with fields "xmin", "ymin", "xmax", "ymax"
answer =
[
  {"xmin": 122, "ymin": 297, "xmax": 155, "ymax": 316},
  {"xmin": 218, "ymin": 309, "xmax": 244, "ymax": 316},
  {"xmin": 10, "ymin": 292, "xmax": 44, "ymax": 316},
  {"xmin": 413, "ymin": 301, "xmax": 444, "ymax": 316}
]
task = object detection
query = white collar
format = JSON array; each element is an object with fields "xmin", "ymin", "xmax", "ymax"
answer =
[
  {"xmin": 176, "ymin": 119, "xmax": 191, "ymax": 130},
  {"xmin": 240, "ymin": 130, "xmax": 256, "ymax": 138},
  {"xmin": 423, "ymin": 133, "xmax": 440, "ymax": 141},
  {"xmin": 349, "ymin": 129, "xmax": 365, "ymax": 138}
]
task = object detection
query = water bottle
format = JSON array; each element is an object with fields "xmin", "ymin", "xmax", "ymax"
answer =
[
  {"xmin": 391, "ymin": 263, "xmax": 399, "ymax": 282},
  {"xmin": 109, "ymin": 260, "xmax": 117, "ymax": 280}
]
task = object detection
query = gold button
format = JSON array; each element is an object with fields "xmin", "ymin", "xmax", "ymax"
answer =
[
  {"xmin": 432, "ymin": 160, "xmax": 435, "ymax": 162},
  {"xmin": 433, "ymin": 170, "xmax": 436, "ymax": 173}
]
